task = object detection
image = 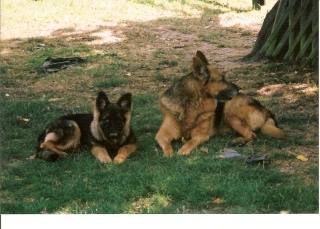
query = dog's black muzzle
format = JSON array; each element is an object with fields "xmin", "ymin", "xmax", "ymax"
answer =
[
  {"xmin": 216, "ymin": 83, "xmax": 240, "ymax": 102},
  {"xmin": 108, "ymin": 132, "xmax": 119, "ymax": 139}
]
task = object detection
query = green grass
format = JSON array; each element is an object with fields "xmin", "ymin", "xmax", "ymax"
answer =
[
  {"xmin": 0, "ymin": 0, "xmax": 318, "ymax": 215},
  {"xmin": 0, "ymin": 95, "xmax": 318, "ymax": 214},
  {"xmin": 95, "ymin": 77, "xmax": 129, "ymax": 88},
  {"xmin": 89, "ymin": 64, "xmax": 125, "ymax": 78},
  {"xmin": 159, "ymin": 60, "xmax": 179, "ymax": 67}
]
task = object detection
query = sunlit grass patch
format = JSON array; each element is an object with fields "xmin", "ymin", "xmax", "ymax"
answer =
[
  {"xmin": 124, "ymin": 194, "xmax": 171, "ymax": 213},
  {"xmin": 1, "ymin": 0, "xmax": 269, "ymax": 40}
]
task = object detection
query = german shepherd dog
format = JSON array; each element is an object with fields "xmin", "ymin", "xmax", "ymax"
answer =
[
  {"xmin": 215, "ymin": 94, "xmax": 287, "ymax": 145},
  {"xmin": 155, "ymin": 51, "xmax": 239, "ymax": 157},
  {"xmin": 36, "ymin": 91, "xmax": 137, "ymax": 163}
]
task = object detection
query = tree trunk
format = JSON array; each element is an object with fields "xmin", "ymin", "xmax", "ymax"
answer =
[
  {"xmin": 243, "ymin": 0, "xmax": 318, "ymax": 66},
  {"xmin": 243, "ymin": 1, "xmax": 279, "ymax": 60}
]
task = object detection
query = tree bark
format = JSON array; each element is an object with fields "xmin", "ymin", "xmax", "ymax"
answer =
[{"xmin": 243, "ymin": 1, "xmax": 279, "ymax": 60}]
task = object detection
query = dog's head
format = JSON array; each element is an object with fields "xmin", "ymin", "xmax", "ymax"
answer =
[
  {"xmin": 192, "ymin": 51, "xmax": 239, "ymax": 102},
  {"xmin": 93, "ymin": 91, "xmax": 132, "ymax": 142}
]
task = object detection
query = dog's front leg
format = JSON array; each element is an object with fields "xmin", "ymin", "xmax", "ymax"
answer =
[
  {"xmin": 178, "ymin": 118, "xmax": 213, "ymax": 155},
  {"xmin": 91, "ymin": 146, "xmax": 112, "ymax": 163},
  {"xmin": 114, "ymin": 143, "xmax": 137, "ymax": 164},
  {"xmin": 178, "ymin": 135, "xmax": 209, "ymax": 155},
  {"xmin": 155, "ymin": 114, "xmax": 181, "ymax": 157},
  {"xmin": 227, "ymin": 117, "xmax": 256, "ymax": 145}
]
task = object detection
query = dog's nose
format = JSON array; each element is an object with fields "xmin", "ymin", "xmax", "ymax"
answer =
[{"xmin": 109, "ymin": 132, "xmax": 118, "ymax": 139}]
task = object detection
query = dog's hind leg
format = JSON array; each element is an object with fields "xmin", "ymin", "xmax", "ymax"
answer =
[
  {"xmin": 178, "ymin": 135, "xmax": 209, "ymax": 155},
  {"xmin": 260, "ymin": 118, "xmax": 287, "ymax": 140},
  {"xmin": 40, "ymin": 142, "xmax": 68, "ymax": 156},
  {"xmin": 228, "ymin": 118, "xmax": 256, "ymax": 145},
  {"xmin": 38, "ymin": 120, "xmax": 80, "ymax": 158},
  {"xmin": 155, "ymin": 115, "xmax": 181, "ymax": 157},
  {"xmin": 178, "ymin": 118, "xmax": 213, "ymax": 155}
]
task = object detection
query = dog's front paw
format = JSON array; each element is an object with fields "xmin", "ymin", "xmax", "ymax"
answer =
[
  {"xmin": 163, "ymin": 148, "xmax": 174, "ymax": 157},
  {"xmin": 231, "ymin": 137, "xmax": 250, "ymax": 146},
  {"xmin": 177, "ymin": 147, "xmax": 191, "ymax": 156},
  {"xmin": 98, "ymin": 154, "xmax": 113, "ymax": 163},
  {"xmin": 60, "ymin": 151, "xmax": 68, "ymax": 156},
  {"xmin": 113, "ymin": 155, "xmax": 125, "ymax": 164},
  {"xmin": 92, "ymin": 146, "xmax": 112, "ymax": 163}
]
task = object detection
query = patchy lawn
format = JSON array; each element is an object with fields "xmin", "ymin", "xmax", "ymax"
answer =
[{"xmin": 0, "ymin": 0, "xmax": 318, "ymax": 218}]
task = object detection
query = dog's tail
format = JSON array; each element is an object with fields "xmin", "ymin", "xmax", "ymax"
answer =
[{"xmin": 260, "ymin": 118, "xmax": 287, "ymax": 140}]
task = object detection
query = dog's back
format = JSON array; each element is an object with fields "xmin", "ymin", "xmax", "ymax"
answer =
[{"xmin": 59, "ymin": 113, "xmax": 93, "ymax": 145}]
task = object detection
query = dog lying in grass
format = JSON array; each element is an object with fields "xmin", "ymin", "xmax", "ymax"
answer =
[{"xmin": 37, "ymin": 91, "xmax": 137, "ymax": 163}]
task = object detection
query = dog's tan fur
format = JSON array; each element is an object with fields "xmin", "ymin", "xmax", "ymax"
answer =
[{"xmin": 217, "ymin": 94, "xmax": 287, "ymax": 144}]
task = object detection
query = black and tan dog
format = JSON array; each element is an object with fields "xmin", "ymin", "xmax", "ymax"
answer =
[
  {"xmin": 36, "ymin": 91, "xmax": 137, "ymax": 163},
  {"xmin": 215, "ymin": 94, "xmax": 287, "ymax": 145},
  {"xmin": 155, "ymin": 51, "xmax": 239, "ymax": 157}
]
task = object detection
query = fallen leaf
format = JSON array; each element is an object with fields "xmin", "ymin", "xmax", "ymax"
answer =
[
  {"xmin": 163, "ymin": 201, "xmax": 171, "ymax": 207},
  {"xmin": 280, "ymin": 210, "xmax": 290, "ymax": 214},
  {"xmin": 296, "ymin": 155, "xmax": 308, "ymax": 162},
  {"xmin": 17, "ymin": 116, "xmax": 30, "ymax": 123},
  {"xmin": 27, "ymin": 155, "xmax": 36, "ymax": 160},
  {"xmin": 213, "ymin": 198, "xmax": 225, "ymax": 204},
  {"xmin": 48, "ymin": 98, "xmax": 62, "ymax": 102}
]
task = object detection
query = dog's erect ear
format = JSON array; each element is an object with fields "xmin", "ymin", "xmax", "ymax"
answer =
[
  {"xmin": 192, "ymin": 56, "xmax": 210, "ymax": 81},
  {"xmin": 95, "ymin": 91, "xmax": 110, "ymax": 111},
  {"xmin": 196, "ymin": 51, "xmax": 209, "ymax": 65},
  {"xmin": 117, "ymin": 93, "xmax": 132, "ymax": 111}
]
